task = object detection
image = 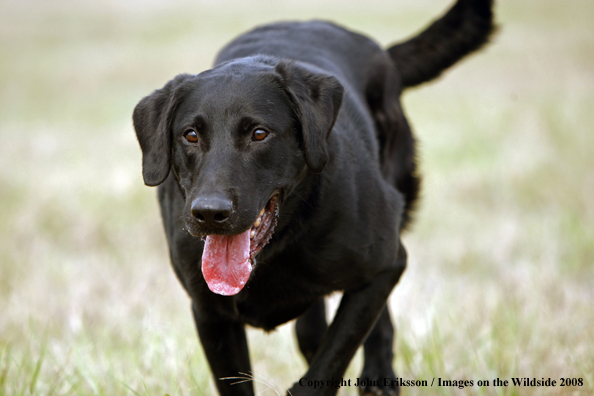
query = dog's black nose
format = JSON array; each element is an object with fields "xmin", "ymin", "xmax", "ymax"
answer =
[{"xmin": 191, "ymin": 196, "xmax": 233, "ymax": 225}]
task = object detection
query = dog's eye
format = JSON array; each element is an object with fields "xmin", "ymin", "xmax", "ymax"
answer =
[
  {"xmin": 184, "ymin": 129, "xmax": 198, "ymax": 144},
  {"xmin": 252, "ymin": 129, "xmax": 268, "ymax": 141}
]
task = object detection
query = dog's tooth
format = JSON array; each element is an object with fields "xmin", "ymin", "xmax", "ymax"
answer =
[
  {"xmin": 259, "ymin": 208, "xmax": 265, "ymax": 217},
  {"xmin": 254, "ymin": 217, "xmax": 261, "ymax": 227},
  {"xmin": 250, "ymin": 229, "xmax": 256, "ymax": 238}
]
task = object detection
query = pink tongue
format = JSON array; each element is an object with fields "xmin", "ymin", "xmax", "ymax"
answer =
[{"xmin": 201, "ymin": 229, "xmax": 252, "ymax": 296}]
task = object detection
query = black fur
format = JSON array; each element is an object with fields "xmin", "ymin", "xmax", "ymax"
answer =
[
  {"xmin": 388, "ymin": 0, "xmax": 496, "ymax": 88},
  {"xmin": 132, "ymin": 1, "xmax": 494, "ymax": 395}
]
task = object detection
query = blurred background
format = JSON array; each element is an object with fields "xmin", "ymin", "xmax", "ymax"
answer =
[{"xmin": 0, "ymin": 0, "xmax": 592, "ymax": 394}]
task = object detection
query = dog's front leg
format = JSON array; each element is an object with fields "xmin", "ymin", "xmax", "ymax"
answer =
[
  {"xmin": 192, "ymin": 303, "xmax": 254, "ymax": 396},
  {"xmin": 288, "ymin": 243, "xmax": 406, "ymax": 396}
]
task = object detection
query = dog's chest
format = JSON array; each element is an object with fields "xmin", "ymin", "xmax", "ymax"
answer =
[
  {"xmin": 235, "ymin": 296, "xmax": 313, "ymax": 330},
  {"xmin": 232, "ymin": 265, "xmax": 334, "ymax": 330}
]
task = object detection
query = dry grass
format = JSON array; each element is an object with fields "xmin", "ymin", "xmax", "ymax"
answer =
[{"xmin": 1, "ymin": 0, "xmax": 593, "ymax": 395}]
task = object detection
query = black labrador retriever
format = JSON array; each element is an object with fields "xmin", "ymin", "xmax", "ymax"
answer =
[{"xmin": 133, "ymin": 1, "xmax": 494, "ymax": 394}]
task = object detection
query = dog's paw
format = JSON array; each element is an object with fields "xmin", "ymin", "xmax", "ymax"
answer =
[
  {"xmin": 357, "ymin": 373, "xmax": 400, "ymax": 396},
  {"xmin": 358, "ymin": 385, "xmax": 398, "ymax": 396}
]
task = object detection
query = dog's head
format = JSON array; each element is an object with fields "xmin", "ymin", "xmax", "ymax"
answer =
[{"xmin": 133, "ymin": 56, "xmax": 344, "ymax": 295}]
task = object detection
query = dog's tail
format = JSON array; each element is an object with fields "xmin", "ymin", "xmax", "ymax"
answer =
[{"xmin": 387, "ymin": 0, "xmax": 496, "ymax": 89}]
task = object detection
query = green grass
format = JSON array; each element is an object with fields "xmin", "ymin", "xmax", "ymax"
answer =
[{"xmin": 1, "ymin": 0, "xmax": 593, "ymax": 395}]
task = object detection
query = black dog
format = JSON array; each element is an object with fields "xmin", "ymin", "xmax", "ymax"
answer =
[{"xmin": 133, "ymin": 1, "xmax": 494, "ymax": 394}]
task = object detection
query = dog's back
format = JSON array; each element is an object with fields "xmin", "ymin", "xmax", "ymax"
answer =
[{"xmin": 215, "ymin": 0, "xmax": 494, "ymax": 229}]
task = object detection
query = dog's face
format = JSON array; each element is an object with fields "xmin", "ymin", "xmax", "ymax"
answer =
[
  {"xmin": 133, "ymin": 57, "xmax": 344, "ymax": 295},
  {"xmin": 170, "ymin": 64, "xmax": 300, "ymax": 238}
]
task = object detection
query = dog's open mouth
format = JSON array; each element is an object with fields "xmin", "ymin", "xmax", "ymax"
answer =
[{"xmin": 201, "ymin": 195, "xmax": 279, "ymax": 296}]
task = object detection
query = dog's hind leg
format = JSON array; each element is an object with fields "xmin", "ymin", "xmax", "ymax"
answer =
[
  {"xmin": 295, "ymin": 298, "xmax": 328, "ymax": 365},
  {"xmin": 288, "ymin": 242, "xmax": 406, "ymax": 396},
  {"xmin": 359, "ymin": 306, "xmax": 399, "ymax": 396}
]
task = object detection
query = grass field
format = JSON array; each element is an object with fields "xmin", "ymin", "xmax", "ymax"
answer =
[{"xmin": 1, "ymin": 0, "xmax": 593, "ymax": 395}]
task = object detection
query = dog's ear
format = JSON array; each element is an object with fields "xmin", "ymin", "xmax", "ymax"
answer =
[
  {"xmin": 275, "ymin": 61, "xmax": 344, "ymax": 173},
  {"xmin": 133, "ymin": 74, "xmax": 192, "ymax": 186}
]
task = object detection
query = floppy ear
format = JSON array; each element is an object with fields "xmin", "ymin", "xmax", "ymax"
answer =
[
  {"xmin": 275, "ymin": 61, "xmax": 344, "ymax": 173},
  {"xmin": 133, "ymin": 74, "xmax": 192, "ymax": 186}
]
